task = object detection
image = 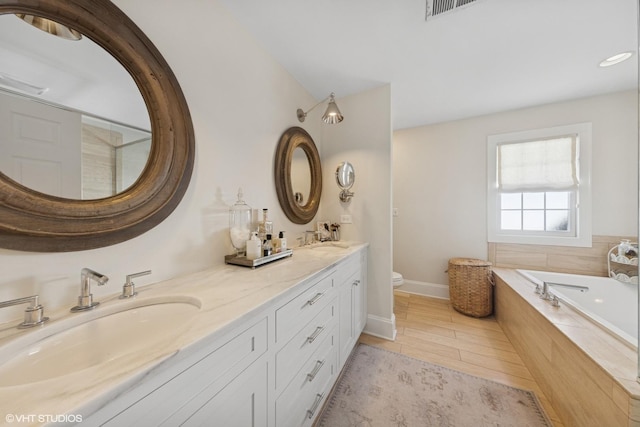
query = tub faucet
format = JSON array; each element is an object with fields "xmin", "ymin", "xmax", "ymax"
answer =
[
  {"xmin": 71, "ymin": 268, "xmax": 109, "ymax": 312},
  {"xmin": 539, "ymin": 281, "xmax": 552, "ymax": 300}
]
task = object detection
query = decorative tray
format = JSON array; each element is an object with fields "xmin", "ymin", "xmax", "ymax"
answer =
[{"xmin": 224, "ymin": 249, "xmax": 293, "ymax": 268}]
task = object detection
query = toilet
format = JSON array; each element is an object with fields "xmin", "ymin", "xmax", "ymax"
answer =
[{"xmin": 392, "ymin": 271, "xmax": 404, "ymax": 288}]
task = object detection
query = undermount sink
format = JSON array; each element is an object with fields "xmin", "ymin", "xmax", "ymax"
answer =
[
  {"xmin": 306, "ymin": 242, "xmax": 350, "ymax": 251},
  {"xmin": 0, "ymin": 296, "xmax": 200, "ymax": 387}
]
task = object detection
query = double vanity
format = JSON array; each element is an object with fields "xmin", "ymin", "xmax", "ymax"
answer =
[{"xmin": 0, "ymin": 243, "xmax": 368, "ymax": 426}]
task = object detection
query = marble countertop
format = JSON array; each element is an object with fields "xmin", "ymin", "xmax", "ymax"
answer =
[{"xmin": 0, "ymin": 242, "xmax": 367, "ymax": 425}]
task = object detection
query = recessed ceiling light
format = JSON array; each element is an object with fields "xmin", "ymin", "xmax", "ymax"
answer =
[{"xmin": 599, "ymin": 52, "xmax": 633, "ymax": 67}]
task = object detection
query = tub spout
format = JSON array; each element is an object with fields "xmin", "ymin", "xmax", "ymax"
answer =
[{"xmin": 539, "ymin": 281, "xmax": 552, "ymax": 300}]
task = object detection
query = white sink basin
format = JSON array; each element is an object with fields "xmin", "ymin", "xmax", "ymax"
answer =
[
  {"xmin": 304, "ymin": 242, "xmax": 351, "ymax": 252},
  {"xmin": 0, "ymin": 296, "xmax": 200, "ymax": 387}
]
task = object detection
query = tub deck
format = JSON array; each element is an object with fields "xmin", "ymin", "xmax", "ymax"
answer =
[{"xmin": 494, "ymin": 268, "xmax": 640, "ymax": 426}]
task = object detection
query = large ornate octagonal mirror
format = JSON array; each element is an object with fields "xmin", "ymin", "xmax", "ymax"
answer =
[{"xmin": 0, "ymin": 0, "xmax": 195, "ymax": 252}]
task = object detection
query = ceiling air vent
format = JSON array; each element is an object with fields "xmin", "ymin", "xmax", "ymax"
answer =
[{"xmin": 425, "ymin": 0, "xmax": 480, "ymax": 20}]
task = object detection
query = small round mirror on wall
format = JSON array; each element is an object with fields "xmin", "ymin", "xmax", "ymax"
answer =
[{"xmin": 335, "ymin": 161, "xmax": 355, "ymax": 202}]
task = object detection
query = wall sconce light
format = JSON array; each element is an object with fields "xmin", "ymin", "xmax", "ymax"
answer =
[{"xmin": 297, "ymin": 92, "xmax": 344, "ymax": 124}]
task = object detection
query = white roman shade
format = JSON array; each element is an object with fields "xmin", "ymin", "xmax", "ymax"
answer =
[{"xmin": 497, "ymin": 135, "xmax": 578, "ymax": 191}]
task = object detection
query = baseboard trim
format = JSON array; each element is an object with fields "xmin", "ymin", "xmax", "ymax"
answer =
[
  {"xmin": 395, "ymin": 280, "xmax": 450, "ymax": 300},
  {"xmin": 363, "ymin": 313, "xmax": 396, "ymax": 341}
]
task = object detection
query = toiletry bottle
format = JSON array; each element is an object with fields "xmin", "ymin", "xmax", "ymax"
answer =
[
  {"xmin": 279, "ymin": 231, "xmax": 287, "ymax": 252},
  {"xmin": 263, "ymin": 234, "xmax": 273, "ymax": 257},
  {"xmin": 273, "ymin": 233, "xmax": 282, "ymax": 253},
  {"xmin": 258, "ymin": 209, "xmax": 273, "ymax": 243},
  {"xmin": 246, "ymin": 232, "xmax": 262, "ymax": 260}
]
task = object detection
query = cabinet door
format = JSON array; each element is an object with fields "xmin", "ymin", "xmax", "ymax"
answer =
[
  {"xmin": 353, "ymin": 269, "xmax": 366, "ymax": 335},
  {"xmin": 338, "ymin": 272, "xmax": 355, "ymax": 366},
  {"xmin": 101, "ymin": 319, "xmax": 267, "ymax": 426},
  {"xmin": 175, "ymin": 359, "xmax": 268, "ymax": 427}
]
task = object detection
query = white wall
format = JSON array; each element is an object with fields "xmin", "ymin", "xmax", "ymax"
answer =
[
  {"xmin": 393, "ymin": 90, "xmax": 638, "ymax": 287},
  {"xmin": 0, "ymin": 0, "xmax": 326, "ymax": 322},
  {"xmin": 321, "ymin": 85, "xmax": 394, "ymax": 339}
]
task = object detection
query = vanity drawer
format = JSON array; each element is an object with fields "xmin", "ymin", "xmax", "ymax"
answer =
[
  {"xmin": 275, "ymin": 298, "xmax": 336, "ymax": 390},
  {"xmin": 276, "ymin": 272, "xmax": 334, "ymax": 344},
  {"xmin": 333, "ymin": 253, "xmax": 360, "ymax": 287},
  {"xmin": 275, "ymin": 326, "xmax": 337, "ymax": 427}
]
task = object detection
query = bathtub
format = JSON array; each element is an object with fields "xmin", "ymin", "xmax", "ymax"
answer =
[
  {"xmin": 517, "ymin": 269, "xmax": 638, "ymax": 348},
  {"xmin": 494, "ymin": 268, "xmax": 640, "ymax": 426}
]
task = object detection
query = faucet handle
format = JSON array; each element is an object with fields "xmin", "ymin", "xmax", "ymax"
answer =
[
  {"xmin": 120, "ymin": 270, "xmax": 152, "ymax": 299},
  {"xmin": 0, "ymin": 295, "xmax": 49, "ymax": 329}
]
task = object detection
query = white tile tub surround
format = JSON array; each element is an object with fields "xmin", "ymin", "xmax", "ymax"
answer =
[
  {"xmin": 0, "ymin": 243, "xmax": 367, "ymax": 424},
  {"xmin": 494, "ymin": 268, "xmax": 640, "ymax": 426}
]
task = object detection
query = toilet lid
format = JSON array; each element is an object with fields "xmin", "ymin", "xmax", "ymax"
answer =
[{"xmin": 392, "ymin": 272, "xmax": 403, "ymax": 282}]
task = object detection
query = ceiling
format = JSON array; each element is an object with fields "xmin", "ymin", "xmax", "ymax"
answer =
[{"xmin": 218, "ymin": 0, "xmax": 638, "ymax": 130}]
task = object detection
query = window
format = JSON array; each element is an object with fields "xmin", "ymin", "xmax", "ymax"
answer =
[{"xmin": 487, "ymin": 123, "xmax": 592, "ymax": 247}]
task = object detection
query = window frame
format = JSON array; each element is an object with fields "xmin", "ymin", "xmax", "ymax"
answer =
[{"xmin": 487, "ymin": 123, "xmax": 592, "ymax": 247}]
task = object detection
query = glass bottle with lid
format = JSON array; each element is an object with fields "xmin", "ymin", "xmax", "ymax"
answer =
[
  {"xmin": 229, "ymin": 188, "xmax": 252, "ymax": 256},
  {"xmin": 258, "ymin": 208, "xmax": 273, "ymax": 243}
]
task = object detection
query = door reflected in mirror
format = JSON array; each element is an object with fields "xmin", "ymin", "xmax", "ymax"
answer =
[{"xmin": 0, "ymin": 13, "xmax": 150, "ymax": 200}]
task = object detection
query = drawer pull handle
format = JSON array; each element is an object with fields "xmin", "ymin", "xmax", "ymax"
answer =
[
  {"xmin": 307, "ymin": 359, "xmax": 326, "ymax": 382},
  {"xmin": 307, "ymin": 392, "xmax": 325, "ymax": 419},
  {"xmin": 307, "ymin": 292, "xmax": 325, "ymax": 306},
  {"xmin": 307, "ymin": 326, "xmax": 324, "ymax": 343},
  {"xmin": 352, "ymin": 279, "xmax": 361, "ymax": 286}
]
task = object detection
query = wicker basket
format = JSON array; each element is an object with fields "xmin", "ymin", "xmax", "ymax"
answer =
[{"xmin": 448, "ymin": 258, "xmax": 493, "ymax": 318}]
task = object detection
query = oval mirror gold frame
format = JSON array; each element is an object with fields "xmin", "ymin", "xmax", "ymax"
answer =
[
  {"xmin": 0, "ymin": 0, "xmax": 195, "ymax": 252},
  {"xmin": 274, "ymin": 127, "xmax": 322, "ymax": 224}
]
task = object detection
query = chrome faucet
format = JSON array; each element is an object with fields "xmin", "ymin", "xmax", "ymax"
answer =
[
  {"xmin": 0, "ymin": 295, "xmax": 49, "ymax": 328},
  {"xmin": 537, "ymin": 281, "xmax": 588, "ymax": 301},
  {"xmin": 120, "ymin": 270, "xmax": 152, "ymax": 299},
  {"xmin": 71, "ymin": 268, "xmax": 109, "ymax": 312},
  {"xmin": 539, "ymin": 281, "xmax": 552, "ymax": 300},
  {"xmin": 304, "ymin": 230, "xmax": 317, "ymax": 245}
]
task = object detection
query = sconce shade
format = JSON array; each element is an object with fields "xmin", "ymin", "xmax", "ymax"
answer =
[
  {"xmin": 15, "ymin": 14, "xmax": 82, "ymax": 41},
  {"xmin": 297, "ymin": 92, "xmax": 344, "ymax": 124},
  {"xmin": 322, "ymin": 95, "xmax": 344, "ymax": 124}
]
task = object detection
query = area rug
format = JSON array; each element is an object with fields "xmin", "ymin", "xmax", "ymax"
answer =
[{"xmin": 316, "ymin": 344, "xmax": 552, "ymax": 427}]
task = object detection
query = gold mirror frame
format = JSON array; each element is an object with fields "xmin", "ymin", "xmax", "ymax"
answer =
[
  {"xmin": 274, "ymin": 127, "xmax": 322, "ymax": 224},
  {"xmin": 0, "ymin": 0, "xmax": 195, "ymax": 252}
]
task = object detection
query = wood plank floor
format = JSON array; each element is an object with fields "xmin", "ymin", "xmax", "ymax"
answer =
[{"xmin": 358, "ymin": 290, "xmax": 564, "ymax": 427}]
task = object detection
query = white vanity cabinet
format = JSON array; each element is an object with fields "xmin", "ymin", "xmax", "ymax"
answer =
[
  {"xmin": 337, "ymin": 251, "xmax": 367, "ymax": 369},
  {"xmin": 81, "ymin": 246, "xmax": 367, "ymax": 427}
]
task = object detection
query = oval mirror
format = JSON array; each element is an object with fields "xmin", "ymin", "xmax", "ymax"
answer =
[
  {"xmin": 336, "ymin": 161, "xmax": 355, "ymax": 190},
  {"xmin": 0, "ymin": 12, "xmax": 151, "ymax": 199},
  {"xmin": 274, "ymin": 127, "xmax": 322, "ymax": 224},
  {"xmin": 0, "ymin": 0, "xmax": 194, "ymax": 252}
]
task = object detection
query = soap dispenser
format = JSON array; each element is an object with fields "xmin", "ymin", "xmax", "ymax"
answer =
[{"xmin": 279, "ymin": 231, "xmax": 287, "ymax": 252}]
